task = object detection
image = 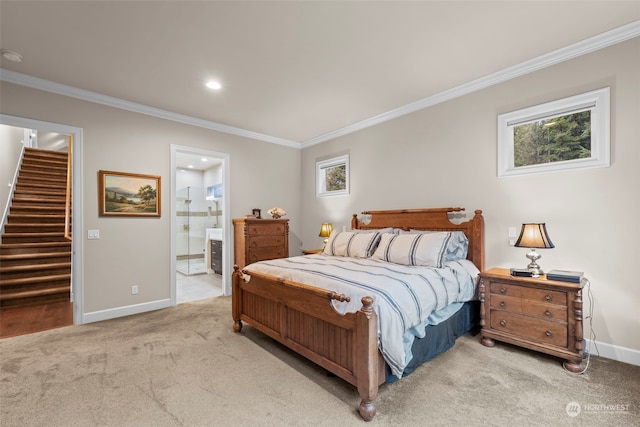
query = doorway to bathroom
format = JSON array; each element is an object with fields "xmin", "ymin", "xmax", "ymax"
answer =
[{"xmin": 171, "ymin": 145, "xmax": 231, "ymax": 305}]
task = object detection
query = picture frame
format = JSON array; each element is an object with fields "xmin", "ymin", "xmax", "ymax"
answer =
[
  {"xmin": 252, "ymin": 208, "xmax": 262, "ymax": 219},
  {"xmin": 98, "ymin": 170, "xmax": 161, "ymax": 217},
  {"xmin": 497, "ymin": 87, "xmax": 610, "ymax": 178}
]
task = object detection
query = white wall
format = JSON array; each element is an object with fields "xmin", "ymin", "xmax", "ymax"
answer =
[
  {"xmin": 0, "ymin": 124, "xmax": 24, "ymax": 225},
  {"xmin": 0, "ymin": 81, "xmax": 302, "ymax": 315},
  {"xmin": 300, "ymin": 38, "xmax": 640, "ymax": 362}
]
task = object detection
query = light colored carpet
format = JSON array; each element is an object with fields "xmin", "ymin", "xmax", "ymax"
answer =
[{"xmin": 1, "ymin": 296, "xmax": 638, "ymax": 426}]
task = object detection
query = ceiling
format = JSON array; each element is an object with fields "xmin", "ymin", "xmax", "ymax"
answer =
[{"xmin": 1, "ymin": 1, "xmax": 639, "ymax": 147}]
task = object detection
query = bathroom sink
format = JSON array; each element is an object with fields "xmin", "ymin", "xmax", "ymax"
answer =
[{"xmin": 206, "ymin": 228, "xmax": 223, "ymax": 241}]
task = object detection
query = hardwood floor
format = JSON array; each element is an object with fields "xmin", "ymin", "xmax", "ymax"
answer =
[{"xmin": 0, "ymin": 301, "xmax": 72, "ymax": 339}]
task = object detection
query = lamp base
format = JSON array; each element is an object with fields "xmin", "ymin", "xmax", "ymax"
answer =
[{"xmin": 525, "ymin": 249, "xmax": 544, "ymax": 277}]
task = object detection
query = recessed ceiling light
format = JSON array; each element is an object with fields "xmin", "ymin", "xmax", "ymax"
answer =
[
  {"xmin": 188, "ymin": 165, "xmax": 194, "ymax": 169},
  {"xmin": 1, "ymin": 49, "xmax": 23, "ymax": 63},
  {"xmin": 201, "ymin": 157, "xmax": 208, "ymax": 162},
  {"xmin": 206, "ymin": 81, "xmax": 222, "ymax": 90}
]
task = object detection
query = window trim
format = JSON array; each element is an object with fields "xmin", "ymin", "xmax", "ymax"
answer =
[
  {"xmin": 316, "ymin": 154, "xmax": 349, "ymax": 197},
  {"xmin": 497, "ymin": 87, "xmax": 610, "ymax": 178}
]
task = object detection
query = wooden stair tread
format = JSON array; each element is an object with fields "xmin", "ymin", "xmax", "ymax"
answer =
[
  {"xmin": 0, "ymin": 285, "xmax": 71, "ymax": 300},
  {"xmin": 0, "ymin": 262, "xmax": 71, "ymax": 273},
  {"xmin": 0, "ymin": 273, "xmax": 71, "ymax": 286}
]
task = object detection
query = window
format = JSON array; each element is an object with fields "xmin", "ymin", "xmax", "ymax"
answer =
[
  {"xmin": 497, "ymin": 88, "xmax": 609, "ymax": 177},
  {"xmin": 316, "ymin": 154, "xmax": 349, "ymax": 197}
]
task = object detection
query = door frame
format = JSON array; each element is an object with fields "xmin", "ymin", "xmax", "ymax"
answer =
[
  {"xmin": 170, "ymin": 144, "xmax": 231, "ymax": 302},
  {"xmin": 0, "ymin": 114, "xmax": 84, "ymax": 324}
]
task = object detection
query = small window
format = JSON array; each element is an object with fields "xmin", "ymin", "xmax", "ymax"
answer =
[
  {"xmin": 316, "ymin": 154, "xmax": 349, "ymax": 197},
  {"xmin": 497, "ymin": 88, "xmax": 610, "ymax": 177}
]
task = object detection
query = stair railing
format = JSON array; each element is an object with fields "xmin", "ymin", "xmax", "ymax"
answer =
[
  {"xmin": 64, "ymin": 135, "xmax": 72, "ymax": 241},
  {"xmin": 1, "ymin": 146, "xmax": 26, "ymax": 240}
]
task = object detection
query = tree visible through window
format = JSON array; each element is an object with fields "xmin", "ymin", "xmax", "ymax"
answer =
[
  {"xmin": 316, "ymin": 154, "xmax": 349, "ymax": 197},
  {"xmin": 514, "ymin": 111, "xmax": 591, "ymax": 167},
  {"xmin": 325, "ymin": 164, "xmax": 346, "ymax": 191},
  {"xmin": 497, "ymin": 87, "xmax": 609, "ymax": 178}
]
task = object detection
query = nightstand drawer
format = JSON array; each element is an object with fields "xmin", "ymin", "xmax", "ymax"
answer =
[
  {"xmin": 490, "ymin": 294, "xmax": 522, "ymax": 312},
  {"xmin": 521, "ymin": 300, "xmax": 567, "ymax": 321},
  {"xmin": 489, "ymin": 310, "xmax": 567, "ymax": 347},
  {"xmin": 520, "ymin": 287, "xmax": 567, "ymax": 306},
  {"xmin": 489, "ymin": 282, "xmax": 522, "ymax": 298}
]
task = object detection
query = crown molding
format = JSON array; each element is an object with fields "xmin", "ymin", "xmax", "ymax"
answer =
[
  {"xmin": 301, "ymin": 20, "xmax": 640, "ymax": 148},
  {"xmin": 2, "ymin": 21, "xmax": 638, "ymax": 150},
  {"xmin": 0, "ymin": 69, "xmax": 300, "ymax": 149}
]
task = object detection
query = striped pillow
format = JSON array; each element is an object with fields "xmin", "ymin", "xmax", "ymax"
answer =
[
  {"xmin": 371, "ymin": 232, "xmax": 453, "ymax": 267},
  {"xmin": 323, "ymin": 231, "xmax": 380, "ymax": 258}
]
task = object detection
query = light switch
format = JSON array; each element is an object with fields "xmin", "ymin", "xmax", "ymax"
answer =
[
  {"xmin": 508, "ymin": 226, "xmax": 518, "ymax": 238},
  {"xmin": 88, "ymin": 230, "xmax": 100, "ymax": 240}
]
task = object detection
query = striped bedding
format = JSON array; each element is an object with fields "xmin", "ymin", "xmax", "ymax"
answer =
[{"xmin": 243, "ymin": 253, "xmax": 479, "ymax": 378}]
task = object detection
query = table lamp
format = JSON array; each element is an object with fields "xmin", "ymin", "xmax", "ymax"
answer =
[
  {"xmin": 319, "ymin": 223, "xmax": 333, "ymax": 249},
  {"xmin": 514, "ymin": 223, "xmax": 554, "ymax": 277}
]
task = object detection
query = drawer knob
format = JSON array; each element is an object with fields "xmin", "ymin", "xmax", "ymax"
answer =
[
  {"xmin": 545, "ymin": 331, "xmax": 552, "ymax": 337},
  {"xmin": 545, "ymin": 294, "xmax": 552, "ymax": 301},
  {"xmin": 499, "ymin": 320, "xmax": 507, "ymax": 327},
  {"xmin": 500, "ymin": 301, "xmax": 506, "ymax": 308},
  {"xmin": 500, "ymin": 287, "xmax": 506, "ymax": 294},
  {"xmin": 545, "ymin": 310, "xmax": 552, "ymax": 317}
]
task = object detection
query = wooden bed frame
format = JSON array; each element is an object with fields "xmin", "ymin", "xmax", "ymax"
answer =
[{"xmin": 232, "ymin": 208, "xmax": 484, "ymax": 421}]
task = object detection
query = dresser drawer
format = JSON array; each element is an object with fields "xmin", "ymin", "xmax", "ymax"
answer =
[
  {"xmin": 490, "ymin": 310, "xmax": 567, "ymax": 348},
  {"xmin": 247, "ymin": 223, "xmax": 285, "ymax": 236},
  {"xmin": 248, "ymin": 235, "xmax": 286, "ymax": 248},
  {"xmin": 248, "ymin": 247, "xmax": 287, "ymax": 263}
]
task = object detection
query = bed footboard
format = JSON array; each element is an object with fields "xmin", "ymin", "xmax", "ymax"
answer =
[{"xmin": 232, "ymin": 266, "xmax": 385, "ymax": 421}]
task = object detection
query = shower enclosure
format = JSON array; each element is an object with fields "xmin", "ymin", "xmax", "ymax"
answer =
[{"xmin": 176, "ymin": 186, "xmax": 215, "ymax": 275}]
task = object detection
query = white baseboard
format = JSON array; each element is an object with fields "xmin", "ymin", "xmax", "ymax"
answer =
[
  {"xmin": 82, "ymin": 299, "xmax": 172, "ymax": 324},
  {"xmin": 586, "ymin": 339, "xmax": 640, "ymax": 367}
]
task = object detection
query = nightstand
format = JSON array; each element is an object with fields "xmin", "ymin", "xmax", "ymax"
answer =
[
  {"xmin": 479, "ymin": 268, "xmax": 585, "ymax": 372},
  {"xmin": 302, "ymin": 249, "xmax": 323, "ymax": 255}
]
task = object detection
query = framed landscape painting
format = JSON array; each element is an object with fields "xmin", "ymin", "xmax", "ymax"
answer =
[{"xmin": 98, "ymin": 170, "xmax": 161, "ymax": 217}]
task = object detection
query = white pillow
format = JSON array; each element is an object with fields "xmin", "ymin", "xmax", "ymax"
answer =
[
  {"xmin": 406, "ymin": 230, "xmax": 469, "ymax": 261},
  {"xmin": 323, "ymin": 231, "xmax": 380, "ymax": 258},
  {"xmin": 371, "ymin": 232, "xmax": 454, "ymax": 267}
]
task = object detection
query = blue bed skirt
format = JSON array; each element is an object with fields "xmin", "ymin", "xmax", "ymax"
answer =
[{"xmin": 385, "ymin": 300, "xmax": 480, "ymax": 383}]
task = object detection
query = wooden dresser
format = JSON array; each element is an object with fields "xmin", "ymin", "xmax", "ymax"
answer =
[
  {"xmin": 479, "ymin": 268, "xmax": 585, "ymax": 372},
  {"xmin": 233, "ymin": 218, "xmax": 289, "ymax": 270}
]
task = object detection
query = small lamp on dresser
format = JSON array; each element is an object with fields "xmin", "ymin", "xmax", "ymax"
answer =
[
  {"xmin": 514, "ymin": 223, "xmax": 554, "ymax": 277},
  {"xmin": 319, "ymin": 223, "xmax": 333, "ymax": 249}
]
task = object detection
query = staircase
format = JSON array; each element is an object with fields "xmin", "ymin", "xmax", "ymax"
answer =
[{"xmin": 0, "ymin": 147, "xmax": 73, "ymax": 337}]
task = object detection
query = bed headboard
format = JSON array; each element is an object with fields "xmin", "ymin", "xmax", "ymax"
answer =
[{"xmin": 351, "ymin": 207, "xmax": 485, "ymax": 271}]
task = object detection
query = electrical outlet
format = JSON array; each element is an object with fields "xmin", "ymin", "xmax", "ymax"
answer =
[{"xmin": 131, "ymin": 285, "xmax": 139, "ymax": 295}]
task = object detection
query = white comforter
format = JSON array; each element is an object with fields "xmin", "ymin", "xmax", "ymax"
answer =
[{"xmin": 243, "ymin": 254, "xmax": 479, "ymax": 378}]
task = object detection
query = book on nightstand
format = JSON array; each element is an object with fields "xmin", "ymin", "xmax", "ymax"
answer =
[
  {"xmin": 510, "ymin": 268, "xmax": 533, "ymax": 277},
  {"xmin": 546, "ymin": 269, "xmax": 584, "ymax": 283}
]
